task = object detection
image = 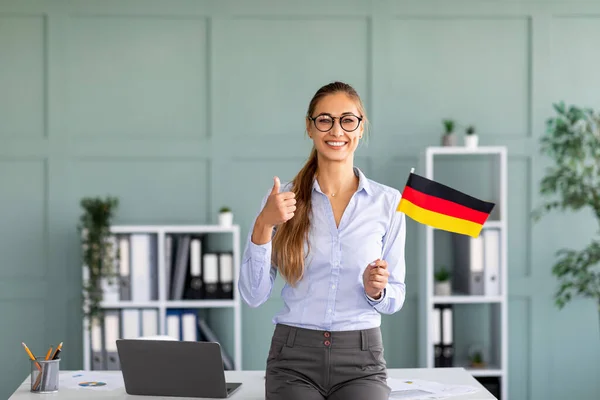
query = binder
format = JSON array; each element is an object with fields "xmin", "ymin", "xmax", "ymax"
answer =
[
  {"xmin": 171, "ymin": 235, "xmax": 191, "ymax": 300},
  {"xmin": 166, "ymin": 309, "xmax": 182, "ymax": 340},
  {"xmin": 218, "ymin": 252, "xmax": 234, "ymax": 299},
  {"xmin": 141, "ymin": 309, "xmax": 159, "ymax": 337},
  {"xmin": 90, "ymin": 317, "xmax": 105, "ymax": 370},
  {"xmin": 184, "ymin": 237, "xmax": 204, "ymax": 299},
  {"xmin": 203, "ymin": 253, "xmax": 219, "ymax": 299},
  {"xmin": 104, "ymin": 311, "xmax": 120, "ymax": 370},
  {"xmin": 452, "ymin": 234, "xmax": 484, "ymax": 295},
  {"xmin": 130, "ymin": 234, "xmax": 157, "ymax": 302},
  {"xmin": 440, "ymin": 305, "xmax": 454, "ymax": 368},
  {"xmin": 118, "ymin": 236, "xmax": 131, "ymax": 301},
  {"xmin": 181, "ymin": 310, "xmax": 198, "ymax": 342},
  {"xmin": 121, "ymin": 309, "xmax": 140, "ymax": 339},
  {"xmin": 432, "ymin": 307, "xmax": 443, "ymax": 367},
  {"xmin": 165, "ymin": 234, "xmax": 173, "ymax": 300},
  {"xmin": 101, "ymin": 235, "xmax": 120, "ymax": 303},
  {"xmin": 483, "ymin": 229, "xmax": 500, "ymax": 295}
]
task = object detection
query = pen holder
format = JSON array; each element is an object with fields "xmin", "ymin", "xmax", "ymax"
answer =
[{"xmin": 30, "ymin": 358, "xmax": 60, "ymax": 393}]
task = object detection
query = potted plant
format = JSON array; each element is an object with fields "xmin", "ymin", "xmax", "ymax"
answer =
[
  {"xmin": 434, "ymin": 267, "xmax": 451, "ymax": 296},
  {"xmin": 219, "ymin": 206, "xmax": 233, "ymax": 227},
  {"xmin": 469, "ymin": 349, "xmax": 486, "ymax": 368},
  {"xmin": 464, "ymin": 125, "xmax": 478, "ymax": 148},
  {"xmin": 441, "ymin": 119, "xmax": 456, "ymax": 146},
  {"xmin": 78, "ymin": 196, "xmax": 119, "ymax": 328},
  {"xmin": 532, "ymin": 101, "xmax": 600, "ymax": 338}
]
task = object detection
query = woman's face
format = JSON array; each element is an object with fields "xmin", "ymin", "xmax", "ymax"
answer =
[{"xmin": 306, "ymin": 92, "xmax": 364, "ymax": 163}]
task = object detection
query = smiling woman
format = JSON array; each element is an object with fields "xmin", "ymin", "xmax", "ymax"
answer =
[{"xmin": 238, "ymin": 81, "xmax": 408, "ymax": 400}]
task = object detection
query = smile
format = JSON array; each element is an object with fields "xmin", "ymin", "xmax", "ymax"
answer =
[{"xmin": 325, "ymin": 141, "xmax": 347, "ymax": 148}]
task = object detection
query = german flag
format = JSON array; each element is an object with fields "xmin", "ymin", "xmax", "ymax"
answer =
[{"xmin": 397, "ymin": 172, "xmax": 495, "ymax": 238}]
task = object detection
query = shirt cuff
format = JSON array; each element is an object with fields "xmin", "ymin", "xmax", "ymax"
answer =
[
  {"xmin": 247, "ymin": 239, "xmax": 271, "ymax": 263},
  {"xmin": 365, "ymin": 288, "xmax": 386, "ymax": 305}
]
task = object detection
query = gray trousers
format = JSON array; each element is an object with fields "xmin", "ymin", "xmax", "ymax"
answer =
[{"xmin": 265, "ymin": 323, "xmax": 391, "ymax": 400}]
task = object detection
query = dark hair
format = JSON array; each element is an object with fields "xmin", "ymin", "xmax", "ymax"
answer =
[{"xmin": 271, "ymin": 82, "xmax": 368, "ymax": 286}]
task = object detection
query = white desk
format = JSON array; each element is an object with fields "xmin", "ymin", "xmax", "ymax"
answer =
[{"xmin": 9, "ymin": 368, "xmax": 496, "ymax": 399}]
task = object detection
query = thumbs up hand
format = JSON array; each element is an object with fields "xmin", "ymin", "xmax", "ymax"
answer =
[{"xmin": 258, "ymin": 176, "xmax": 296, "ymax": 228}]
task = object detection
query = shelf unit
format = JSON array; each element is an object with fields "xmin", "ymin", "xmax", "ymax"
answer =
[
  {"xmin": 417, "ymin": 146, "xmax": 508, "ymax": 398},
  {"xmin": 82, "ymin": 224, "xmax": 242, "ymax": 371}
]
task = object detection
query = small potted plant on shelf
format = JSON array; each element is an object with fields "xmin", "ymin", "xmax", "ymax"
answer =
[
  {"xmin": 464, "ymin": 125, "xmax": 478, "ymax": 148},
  {"xmin": 441, "ymin": 119, "xmax": 457, "ymax": 146},
  {"xmin": 469, "ymin": 347, "xmax": 486, "ymax": 368},
  {"xmin": 78, "ymin": 196, "xmax": 119, "ymax": 329},
  {"xmin": 219, "ymin": 206, "xmax": 233, "ymax": 227},
  {"xmin": 434, "ymin": 266, "xmax": 451, "ymax": 296}
]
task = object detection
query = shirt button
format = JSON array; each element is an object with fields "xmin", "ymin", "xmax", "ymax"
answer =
[
  {"xmin": 324, "ymin": 332, "xmax": 331, "ymax": 338},
  {"xmin": 331, "ymin": 285, "xmax": 336, "ymax": 289},
  {"xmin": 324, "ymin": 340, "xmax": 331, "ymax": 346}
]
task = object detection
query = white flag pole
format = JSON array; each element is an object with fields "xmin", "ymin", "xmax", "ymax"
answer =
[{"xmin": 410, "ymin": 167, "xmax": 415, "ymax": 174}]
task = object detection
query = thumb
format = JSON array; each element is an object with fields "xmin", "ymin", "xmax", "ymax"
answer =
[{"xmin": 271, "ymin": 176, "xmax": 280, "ymax": 195}]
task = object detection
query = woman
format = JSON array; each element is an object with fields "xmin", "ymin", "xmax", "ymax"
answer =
[{"xmin": 239, "ymin": 81, "xmax": 407, "ymax": 400}]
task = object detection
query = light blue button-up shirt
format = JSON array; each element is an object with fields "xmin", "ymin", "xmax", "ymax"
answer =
[{"xmin": 239, "ymin": 167, "xmax": 407, "ymax": 331}]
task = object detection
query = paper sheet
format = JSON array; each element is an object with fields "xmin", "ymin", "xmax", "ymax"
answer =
[
  {"xmin": 59, "ymin": 371, "xmax": 124, "ymax": 391},
  {"xmin": 387, "ymin": 377, "xmax": 479, "ymax": 400}
]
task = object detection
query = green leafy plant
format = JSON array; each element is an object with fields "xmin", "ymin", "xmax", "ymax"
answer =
[
  {"xmin": 434, "ymin": 267, "xmax": 450, "ymax": 282},
  {"xmin": 466, "ymin": 125, "xmax": 476, "ymax": 135},
  {"xmin": 219, "ymin": 206, "xmax": 231, "ymax": 213},
  {"xmin": 470, "ymin": 351, "xmax": 484, "ymax": 367},
  {"xmin": 443, "ymin": 119, "xmax": 455, "ymax": 134},
  {"xmin": 78, "ymin": 196, "xmax": 119, "ymax": 328},
  {"xmin": 532, "ymin": 101, "xmax": 600, "ymax": 336}
]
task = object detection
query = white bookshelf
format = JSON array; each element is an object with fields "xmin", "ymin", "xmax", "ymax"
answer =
[
  {"xmin": 82, "ymin": 224, "xmax": 242, "ymax": 371},
  {"xmin": 417, "ymin": 146, "xmax": 508, "ymax": 398}
]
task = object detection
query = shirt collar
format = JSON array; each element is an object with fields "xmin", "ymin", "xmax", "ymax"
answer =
[{"xmin": 312, "ymin": 166, "xmax": 372, "ymax": 196}]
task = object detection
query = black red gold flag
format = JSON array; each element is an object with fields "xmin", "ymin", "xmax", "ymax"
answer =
[{"xmin": 397, "ymin": 172, "xmax": 495, "ymax": 238}]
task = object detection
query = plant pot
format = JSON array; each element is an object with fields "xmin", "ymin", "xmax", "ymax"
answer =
[
  {"xmin": 464, "ymin": 134, "xmax": 479, "ymax": 148},
  {"xmin": 441, "ymin": 133, "xmax": 456, "ymax": 146},
  {"xmin": 434, "ymin": 281, "xmax": 451, "ymax": 296},
  {"xmin": 219, "ymin": 211, "xmax": 233, "ymax": 227}
]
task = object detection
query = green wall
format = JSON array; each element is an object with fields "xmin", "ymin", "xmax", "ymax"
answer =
[{"xmin": 1, "ymin": 0, "xmax": 599, "ymax": 398}]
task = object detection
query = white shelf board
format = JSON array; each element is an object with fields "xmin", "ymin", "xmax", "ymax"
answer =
[
  {"xmin": 165, "ymin": 300, "xmax": 238, "ymax": 308},
  {"xmin": 432, "ymin": 295, "xmax": 503, "ymax": 304},
  {"xmin": 101, "ymin": 301, "xmax": 161, "ymax": 308},
  {"xmin": 467, "ymin": 368, "xmax": 504, "ymax": 377},
  {"xmin": 425, "ymin": 146, "xmax": 506, "ymax": 156},
  {"xmin": 109, "ymin": 225, "xmax": 239, "ymax": 234},
  {"xmin": 100, "ymin": 300, "xmax": 238, "ymax": 309}
]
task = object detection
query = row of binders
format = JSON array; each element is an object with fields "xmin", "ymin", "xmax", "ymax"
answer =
[
  {"xmin": 451, "ymin": 229, "xmax": 500, "ymax": 296},
  {"xmin": 432, "ymin": 304, "xmax": 454, "ymax": 367},
  {"xmin": 91, "ymin": 308, "xmax": 234, "ymax": 371},
  {"xmin": 100, "ymin": 233, "xmax": 235, "ymax": 302}
]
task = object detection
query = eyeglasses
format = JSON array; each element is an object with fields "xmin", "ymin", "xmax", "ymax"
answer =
[{"xmin": 308, "ymin": 113, "xmax": 363, "ymax": 132}]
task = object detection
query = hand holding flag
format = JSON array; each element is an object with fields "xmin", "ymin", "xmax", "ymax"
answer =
[{"xmin": 397, "ymin": 170, "xmax": 495, "ymax": 238}]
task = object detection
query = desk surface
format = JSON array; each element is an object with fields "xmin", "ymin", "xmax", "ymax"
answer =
[{"xmin": 9, "ymin": 368, "xmax": 496, "ymax": 399}]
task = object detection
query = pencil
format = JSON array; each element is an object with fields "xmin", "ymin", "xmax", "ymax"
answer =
[
  {"xmin": 21, "ymin": 342, "xmax": 41, "ymax": 370},
  {"xmin": 50, "ymin": 342, "xmax": 63, "ymax": 360},
  {"xmin": 44, "ymin": 346, "xmax": 53, "ymax": 361}
]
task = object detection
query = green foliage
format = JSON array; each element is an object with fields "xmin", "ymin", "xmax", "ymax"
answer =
[
  {"xmin": 220, "ymin": 206, "xmax": 231, "ymax": 213},
  {"xmin": 443, "ymin": 119, "xmax": 455, "ymax": 134},
  {"xmin": 470, "ymin": 351, "xmax": 483, "ymax": 364},
  {"xmin": 78, "ymin": 196, "xmax": 119, "ymax": 328},
  {"xmin": 466, "ymin": 125, "xmax": 476, "ymax": 135},
  {"xmin": 434, "ymin": 267, "xmax": 450, "ymax": 282},
  {"xmin": 532, "ymin": 102, "xmax": 600, "ymax": 313}
]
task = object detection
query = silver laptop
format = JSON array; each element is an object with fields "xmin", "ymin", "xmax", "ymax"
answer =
[{"xmin": 116, "ymin": 339, "xmax": 242, "ymax": 398}]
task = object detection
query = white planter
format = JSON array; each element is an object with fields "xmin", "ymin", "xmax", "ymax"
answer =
[
  {"xmin": 464, "ymin": 134, "xmax": 479, "ymax": 148},
  {"xmin": 434, "ymin": 281, "xmax": 451, "ymax": 296},
  {"xmin": 218, "ymin": 211, "xmax": 233, "ymax": 227}
]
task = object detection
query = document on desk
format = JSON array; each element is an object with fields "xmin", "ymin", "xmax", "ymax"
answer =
[
  {"xmin": 60, "ymin": 371, "xmax": 124, "ymax": 391},
  {"xmin": 387, "ymin": 378, "xmax": 479, "ymax": 399}
]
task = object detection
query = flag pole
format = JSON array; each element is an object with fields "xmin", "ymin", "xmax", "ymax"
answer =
[{"xmin": 410, "ymin": 168, "xmax": 415, "ymax": 174}]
